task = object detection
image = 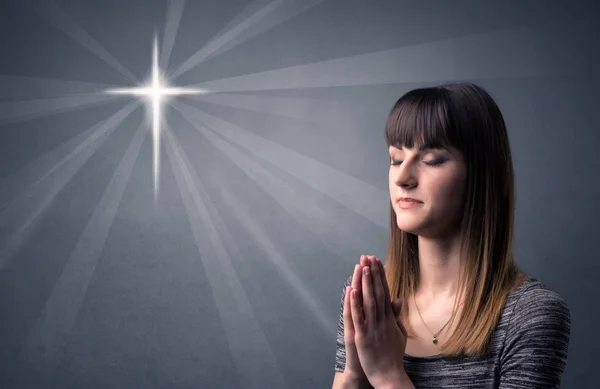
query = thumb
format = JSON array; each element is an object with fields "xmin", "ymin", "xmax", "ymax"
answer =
[
  {"xmin": 391, "ymin": 298, "xmax": 408, "ymax": 338},
  {"xmin": 391, "ymin": 298, "xmax": 403, "ymax": 317}
]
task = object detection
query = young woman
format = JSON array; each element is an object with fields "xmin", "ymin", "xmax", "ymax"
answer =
[{"xmin": 331, "ymin": 83, "xmax": 571, "ymax": 389}]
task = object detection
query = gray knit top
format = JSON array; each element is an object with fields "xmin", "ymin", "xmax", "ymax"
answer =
[{"xmin": 334, "ymin": 276, "xmax": 571, "ymax": 388}]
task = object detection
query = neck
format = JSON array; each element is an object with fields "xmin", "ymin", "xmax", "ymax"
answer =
[{"xmin": 416, "ymin": 232, "xmax": 463, "ymax": 302}]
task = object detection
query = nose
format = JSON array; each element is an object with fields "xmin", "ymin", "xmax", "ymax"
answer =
[{"xmin": 393, "ymin": 163, "xmax": 417, "ymax": 189}]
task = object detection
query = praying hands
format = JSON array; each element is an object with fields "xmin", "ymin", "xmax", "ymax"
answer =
[{"xmin": 342, "ymin": 255, "xmax": 415, "ymax": 389}]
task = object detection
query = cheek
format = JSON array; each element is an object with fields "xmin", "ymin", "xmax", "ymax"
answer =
[{"xmin": 430, "ymin": 172, "xmax": 466, "ymax": 205}]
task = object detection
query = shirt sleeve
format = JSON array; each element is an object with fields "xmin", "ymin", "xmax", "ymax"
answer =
[
  {"xmin": 498, "ymin": 284, "xmax": 571, "ymax": 388},
  {"xmin": 334, "ymin": 276, "xmax": 353, "ymax": 372}
]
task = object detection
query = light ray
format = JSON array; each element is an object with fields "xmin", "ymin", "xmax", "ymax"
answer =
[
  {"xmin": 24, "ymin": 0, "xmax": 138, "ymax": 83},
  {"xmin": 18, "ymin": 119, "xmax": 146, "ymax": 374},
  {"xmin": 170, "ymin": 0, "xmax": 326, "ymax": 80},
  {"xmin": 160, "ymin": 0, "xmax": 187, "ymax": 69},
  {"xmin": 186, "ymin": 92, "xmax": 353, "ymax": 127},
  {"xmin": 0, "ymin": 102, "xmax": 138, "ymax": 212},
  {"xmin": 217, "ymin": 187, "xmax": 334, "ymax": 336},
  {"xmin": 0, "ymin": 94, "xmax": 129, "ymax": 127},
  {"xmin": 152, "ymin": 39, "xmax": 161, "ymax": 202},
  {"xmin": 163, "ymin": 125, "xmax": 288, "ymax": 389},
  {"xmin": 104, "ymin": 36, "xmax": 207, "ymax": 201},
  {"xmin": 0, "ymin": 75, "xmax": 120, "ymax": 100},
  {"xmin": 172, "ymin": 102, "xmax": 378, "ymax": 262},
  {"xmin": 166, "ymin": 115, "xmax": 333, "ymax": 335},
  {"xmin": 171, "ymin": 0, "xmax": 284, "ymax": 79},
  {"xmin": 188, "ymin": 26, "xmax": 558, "ymax": 92},
  {"xmin": 0, "ymin": 102, "xmax": 138, "ymax": 271},
  {"xmin": 173, "ymin": 101, "xmax": 388, "ymax": 228},
  {"xmin": 209, "ymin": 0, "xmax": 276, "ymax": 36}
]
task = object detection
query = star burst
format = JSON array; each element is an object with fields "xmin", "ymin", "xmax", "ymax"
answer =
[{"xmin": 105, "ymin": 36, "xmax": 207, "ymax": 200}]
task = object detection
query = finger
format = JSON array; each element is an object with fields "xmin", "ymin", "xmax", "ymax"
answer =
[
  {"xmin": 361, "ymin": 265, "xmax": 376, "ymax": 325},
  {"xmin": 354, "ymin": 255, "xmax": 373, "ymax": 318},
  {"xmin": 365, "ymin": 255, "xmax": 375, "ymax": 268},
  {"xmin": 343, "ymin": 286, "xmax": 355, "ymax": 337},
  {"xmin": 369, "ymin": 258, "xmax": 385, "ymax": 321},
  {"xmin": 366, "ymin": 255, "xmax": 387, "ymax": 316},
  {"xmin": 377, "ymin": 258, "xmax": 393, "ymax": 317},
  {"xmin": 351, "ymin": 263, "xmax": 362, "ymax": 295},
  {"xmin": 350, "ymin": 288, "xmax": 365, "ymax": 334},
  {"xmin": 361, "ymin": 255, "xmax": 370, "ymax": 268}
]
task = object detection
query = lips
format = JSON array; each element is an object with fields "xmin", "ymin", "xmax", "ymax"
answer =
[
  {"xmin": 397, "ymin": 198, "xmax": 424, "ymax": 209},
  {"xmin": 397, "ymin": 197, "xmax": 423, "ymax": 203}
]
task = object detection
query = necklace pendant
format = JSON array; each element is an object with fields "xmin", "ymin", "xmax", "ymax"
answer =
[{"xmin": 432, "ymin": 336, "xmax": 438, "ymax": 345}]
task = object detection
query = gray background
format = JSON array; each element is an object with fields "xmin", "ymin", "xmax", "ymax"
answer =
[{"xmin": 0, "ymin": 0, "xmax": 598, "ymax": 388}]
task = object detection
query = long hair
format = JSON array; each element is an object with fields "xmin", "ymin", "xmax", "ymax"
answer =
[{"xmin": 384, "ymin": 82, "xmax": 528, "ymax": 357}]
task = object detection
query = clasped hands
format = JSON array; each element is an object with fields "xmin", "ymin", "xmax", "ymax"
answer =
[{"xmin": 343, "ymin": 255, "xmax": 411, "ymax": 389}]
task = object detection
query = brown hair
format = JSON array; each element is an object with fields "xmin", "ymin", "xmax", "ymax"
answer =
[{"xmin": 383, "ymin": 82, "xmax": 528, "ymax": 357}]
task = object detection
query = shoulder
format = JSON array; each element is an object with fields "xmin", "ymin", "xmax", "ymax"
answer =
[
  {"xmin": 506, "ymin": 277, "xmax": 571, "ymax": 330},
  {"xmin": 499, "ymin": 277, "xmax": 571, "ymax": 360},
  {"xmin": 494, "ymin": 277, "xmax": 572, "ymax": 386}
]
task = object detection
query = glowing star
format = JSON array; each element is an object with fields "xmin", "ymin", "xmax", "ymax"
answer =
[{"xmin": 105, "ymin": 36, "xmax": 206, "ymax": 199}]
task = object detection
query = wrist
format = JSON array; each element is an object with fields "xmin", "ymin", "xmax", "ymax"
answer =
[
  {"xmin": 341, "ymin": 372, "xmax": 369, "ymax": 389},
  {"xmin": 374, "ymin": 370, "xmax": 414, "ymax": 389}
]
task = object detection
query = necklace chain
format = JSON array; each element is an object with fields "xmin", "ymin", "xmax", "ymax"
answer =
[{"xmin": 413, "ymin": 293, "xmax": 461, "ymax": 345}]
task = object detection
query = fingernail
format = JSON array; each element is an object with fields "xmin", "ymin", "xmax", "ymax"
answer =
[{"xmin": 363, "ymin": 267, "xmax": 369, "ymax": 275}]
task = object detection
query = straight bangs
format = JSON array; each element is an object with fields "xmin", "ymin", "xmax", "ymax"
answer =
[{"xmin": 384, "ymin": 88, "xmax": 459, "ymax": 153}]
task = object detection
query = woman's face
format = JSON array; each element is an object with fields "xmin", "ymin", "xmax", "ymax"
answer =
[{"xmin": 388, "ymin": 144, "xmax": 467, "ymax": 238}]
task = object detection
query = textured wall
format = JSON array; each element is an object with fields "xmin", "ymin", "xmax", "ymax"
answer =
[{"xmin": 0, "ymin": 0, "xmax": 597, "ymax": 388}]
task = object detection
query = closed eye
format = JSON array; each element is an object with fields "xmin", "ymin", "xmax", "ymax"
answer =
[{"xmin": 390, "ymin": 158, "xmax": 446, "ymax": 167}]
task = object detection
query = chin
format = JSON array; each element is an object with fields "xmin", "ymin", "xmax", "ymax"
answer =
[
  {"xmin": 395, "ymin": 220, "xmax": 422, "ymax": 235},
  {"xmin": 395, "ymin": 212, "xmax": 429, "ymax": 233}
]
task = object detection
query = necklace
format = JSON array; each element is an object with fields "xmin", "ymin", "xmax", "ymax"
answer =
[{"xmin": 413, "ymin": 294, "xmax": 461, "ymax": 345}]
